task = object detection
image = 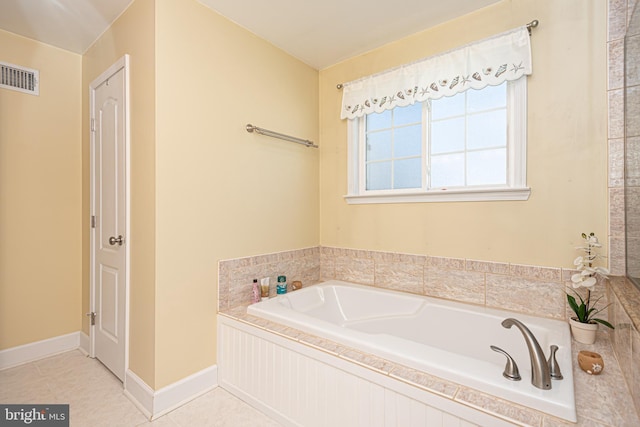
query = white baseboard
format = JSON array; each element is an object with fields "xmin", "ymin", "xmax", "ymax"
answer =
[
  {"xmin": 79, "ymin": 331, "xmax": 90, "ymax": 356},
  {"xmin": 0, "ymin": 332, "xmax": 81, "ymax": 370},
  {"xmin": 153, "ymin": 365, "xmax": 218, "ymax": 418},
  {"xmin": 124, "ymin": 370, "xmax": 154, "ymax": 419},
  {"xmin": 125, "ymin": 365, "xmax": 218, "ymax": 419}
]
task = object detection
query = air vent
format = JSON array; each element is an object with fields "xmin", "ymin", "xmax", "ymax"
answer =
[{"xmin": 1, "ymin": 61, "xmax": 39, "ymax": 96}]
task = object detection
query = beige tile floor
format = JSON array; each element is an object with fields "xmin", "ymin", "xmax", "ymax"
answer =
[{"xmin": 1, "ymin": 350, "xmax": 282, "ymax": 427}]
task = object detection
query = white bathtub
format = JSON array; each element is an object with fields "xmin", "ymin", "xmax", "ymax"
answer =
[{"xmin": 247, "ymin": 280, "xmax": 576, "ymax": 422}]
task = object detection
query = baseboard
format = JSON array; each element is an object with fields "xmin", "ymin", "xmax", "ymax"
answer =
[
  {"xmin": 78, "ymin": 331, "xmax": 90, "ymax": 356},
  {"xmin": 0, "ymin": 332, "xmax": 81, "ymax": 370},
  {"xmin": 152, "ymin": 365, "xmax": 218, "ymax": 418},
  {"xmin": 124, "ymin": 370, "xmax": 154, "ymax": 419},
  {"xmin": 124, "ymin": 365, "xmax": 218, "ymax": 419}
]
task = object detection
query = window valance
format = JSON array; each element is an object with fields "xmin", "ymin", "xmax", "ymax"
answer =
[{"xmin": 340, "ymin": 26, "xmax": 532, "ymax": 120}]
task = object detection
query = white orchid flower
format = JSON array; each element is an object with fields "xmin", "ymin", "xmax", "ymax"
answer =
[{"xmin": 573, "ymin": 276, "xmax": 597, "ymax": 288}]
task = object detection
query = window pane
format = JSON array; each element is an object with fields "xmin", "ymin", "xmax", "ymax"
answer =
[
  {"xmin": 367, "ymin": 162, "xmax": 392, "ymax": 190},
  {"xmin": 467, "ymin": 149, "xmax": 507, "ymax": 185},
  {"xmin": 467, "ymin": 110, "xmax": 507, "ymax": 150},
  {"xmin": 467, "ymin": 82, "xmax": 506, "ymax": 112},
  {"xmin": 367, "ymin": 110, "xmax": 392, "ymax": 131},
  {"xmin": 431, "ymin": 92, "xmax": 465, "ymax": 120},
  {"xmin": 394, "ymin": 158, "xmax": 422, "ymax": 189},
  {"xmin": 394, "ymin": 124, "xmax": 422, "ymax": 157},
  {"xmin": 430, "ymin": 153, "xmax": 464, "ymax": 188},
  {"xmin": 366, "ymin": 130, "xmax": 392, "ymax": 161},
  {"xmin": 394, "ymin": 102, "xmax": 422, "ymax": 126},
  {"xmin": 431, "ymin": 117, "xmax": 465, "ymax": 154}
]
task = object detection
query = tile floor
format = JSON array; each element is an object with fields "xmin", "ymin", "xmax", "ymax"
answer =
[{"xmin": 0, "ymin": 350, "xmax": 282, "ymax": 427}]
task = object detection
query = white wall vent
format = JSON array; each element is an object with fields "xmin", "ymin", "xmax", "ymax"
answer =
[{"xmin": 1, "ymin": 61, "xmax": 39, "ymax": 96}]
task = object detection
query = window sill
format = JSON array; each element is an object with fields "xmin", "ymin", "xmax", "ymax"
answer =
[{"xmin": 344, "ymin": 187, "xmax": 531, "ymax": 204}]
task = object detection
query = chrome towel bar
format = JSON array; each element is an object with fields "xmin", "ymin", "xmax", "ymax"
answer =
[{"xmin": 246, "ymin": 124, "xmax": 318, "ymax": 148}]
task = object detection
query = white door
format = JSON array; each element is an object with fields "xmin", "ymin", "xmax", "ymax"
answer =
[{"xmin": 90, "ymin": 56, "xmax": 129, "ymax": 381}]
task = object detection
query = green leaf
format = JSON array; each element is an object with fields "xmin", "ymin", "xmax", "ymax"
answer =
[
  {"xmin": 577, "ymin": 308, "xmax": 586, "ymax": 322},
  {"xmin": 593, "ymin": 318, "xmax": 615, "ymax": 329}
]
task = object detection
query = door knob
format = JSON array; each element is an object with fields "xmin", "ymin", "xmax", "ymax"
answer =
[{"xmin": 109, "ymin": 235, "xmax": 124, "ymax": 246}]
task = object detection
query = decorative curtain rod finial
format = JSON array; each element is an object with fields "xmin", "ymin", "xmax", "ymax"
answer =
[
  {"xmin": 527, "ymin": 19, "xmax": 539, "ymax": 35},
  {"xmin": 336, "ymin": 83, "xmax": 343, "ymax": 90}
]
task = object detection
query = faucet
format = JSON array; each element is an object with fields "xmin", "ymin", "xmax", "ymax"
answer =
[{"xmin": 501, "ymin": 318, "xmax": 551, "ymax": 390}]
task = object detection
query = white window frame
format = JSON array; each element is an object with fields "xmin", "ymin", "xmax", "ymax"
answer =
[{"xmin": 345, "ymin": 78, "xmax": 530, "ymax": 204}]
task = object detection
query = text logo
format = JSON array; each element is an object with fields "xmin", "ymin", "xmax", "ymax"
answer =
[{"xmin": 0, "ymin": 405, "xmax": 69, "ymax": 427}]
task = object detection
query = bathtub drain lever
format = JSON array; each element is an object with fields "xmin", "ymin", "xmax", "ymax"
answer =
[{"xmin": 490, "ymin": 345, "xmax": 521, "ymax": 381}]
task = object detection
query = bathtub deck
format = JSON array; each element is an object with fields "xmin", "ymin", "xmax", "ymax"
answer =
[{"xmin": 219, "ymin": 306, "xmax": 639, "ymax": 427}]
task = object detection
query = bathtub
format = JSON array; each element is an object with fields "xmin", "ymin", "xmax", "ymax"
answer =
[{"xmin": 247, "ymin": 280, "xmax": 576, "ymax": 422}]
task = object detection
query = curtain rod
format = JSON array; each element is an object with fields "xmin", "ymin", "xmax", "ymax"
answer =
[
  {"xmin": 336, "ymin": 19, "xmax": 539, "ymax": 90},
  {"xmin": 246, "ymin": 124, "xmax": 318, "ymax": 148}
]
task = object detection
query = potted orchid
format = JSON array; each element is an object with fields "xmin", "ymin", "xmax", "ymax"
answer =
[{"xmin": 567, "ymin": 232, "xmax": 614, "ymax": 344}]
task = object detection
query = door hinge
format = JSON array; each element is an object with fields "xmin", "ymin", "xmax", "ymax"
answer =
[
  {"xmin": 86, "ymin": 312, "xmax": 96, "ymax": 326},
  {"xmin": 91, "ymin": 215, "xmax": 96, "ymax": 228},
  {"xmin": 91, "ymin": 118, "xmax": 95, "ymax": 132}
]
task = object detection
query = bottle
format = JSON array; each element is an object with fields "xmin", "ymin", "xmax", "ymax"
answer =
[
  {"xmin": 251, "ymin": 279, "xmax": 261, "ymax": 303},
  {"xmin": 276, "ymin": 275, "xmax": 287, "ymax": 294},
  {"xmin": 260, "ymin": 277, "xmax": 270, "ymax": 300}
]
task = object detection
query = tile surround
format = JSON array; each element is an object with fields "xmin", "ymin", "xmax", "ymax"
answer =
[
  {"xmin": 219, "ymin": 245, "xmax": 640, "ymax": 423},
  {"xmin": 222, "ymin": 247, "xmax": 571, "ymax": 318},
  {"xmin": 220, "ymin": 245, "xmax": 627, "ymax": 323},
  {"xmin": 217, "ymin": 247, "xmax": 320, "ymax": 311},
  {"xmin": 608, "ymin": 0, "xmax": 630, "ymax": 276}
]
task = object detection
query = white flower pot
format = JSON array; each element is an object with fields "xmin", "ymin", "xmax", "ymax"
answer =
[{"xmin": 569, "ymin": 317, "xmax": 598, "ymax": 344}]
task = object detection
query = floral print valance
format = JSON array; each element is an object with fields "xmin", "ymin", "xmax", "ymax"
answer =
[{"xmin": 340, "ymin": 26, "xmax": 532, "ymax": 120}]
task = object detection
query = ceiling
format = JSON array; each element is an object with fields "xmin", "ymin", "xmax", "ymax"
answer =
[{"xmin": 0, "ymin": 0, "xmax": 501, "ymax": 70}]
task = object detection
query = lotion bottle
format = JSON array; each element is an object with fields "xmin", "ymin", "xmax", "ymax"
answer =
[
  {"xmin": 260, "ymin": 277, "xmax": 270, "ymax": 300},
  {"xmin": 251, "ymin": 279, "xmax": 261, "ymax": 303}
]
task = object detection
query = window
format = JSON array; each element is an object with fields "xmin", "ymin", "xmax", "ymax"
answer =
[{"xmin": 346, "ymin": 78, "xmax": 530, "ymax": 204}]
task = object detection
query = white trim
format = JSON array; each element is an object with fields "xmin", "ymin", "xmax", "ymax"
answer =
[
  {"xmin": 344, "ymin": 186, "xmax": 531, "ymax": 204},
  {"xmin": 79, "ymin": 331, "xmax": 90, "ymax": 356},
  {"xmin": 124, "ymin": 366, "xmax": 218, "ymax": 420},
  {"xmin": 0, "ymin": 332, "xmax": 80, "ymax": 370},
  {"xmin": 124, "ymin": 370, "xmax": 154, "ymax": 419},
  {"xmin": 509, "ymin": 75, "xmax": 528, "ymax": 187},
  {"xmin": 152, "ymin": 365, "xmax": 218, "ymax": 418},
  {"xmin": 347, "ymin": 79, "xmax": 529, "ymax": 204}
]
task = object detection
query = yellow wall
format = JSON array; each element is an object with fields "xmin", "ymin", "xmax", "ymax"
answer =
[
  {"xmin": 3, "ymin": 0, "xmax": 606, "ymax": 394},
  {"xmin": 154, "ymin": 0, "xmax": 319, "ymax": 388},
  {"xmin": 82, "ymin": 0, "xmax": 157, "ymax": 387},
  {"xmin": 318, "ymin": 0, "xmax": 608, "ymax": 267},
  {"xmin": 0, "ymin": 30, "xmax": 82, "ymax": 349}
]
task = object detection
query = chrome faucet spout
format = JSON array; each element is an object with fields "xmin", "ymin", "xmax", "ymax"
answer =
[{"xmin": 501, "ymin": 318, "xmax": 552, "ymax": 390}]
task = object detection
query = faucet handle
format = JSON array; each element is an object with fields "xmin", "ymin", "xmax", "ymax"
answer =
[
  {"xmin": 490, "ymin": 345, "xmax": 522, "ymax": 381},
  {"xmin": 548, "ymin": 345, "xmax": 563, "ymax": 380}
]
